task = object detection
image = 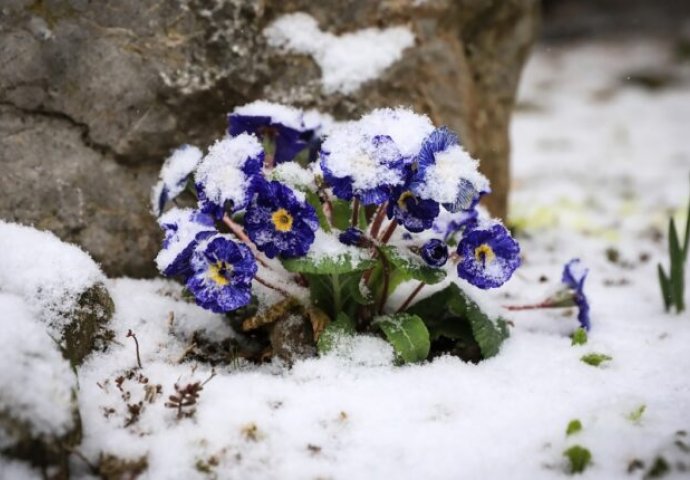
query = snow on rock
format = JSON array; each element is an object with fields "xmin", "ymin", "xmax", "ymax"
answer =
[
  {"xmin": 264, "ymin": 13, "xmax": 415, "ymax": 94},
  {"xmin": 0, "ymin": 221, "xmax": 110, "ymax": 340},
  {"xmin": 0, "ymin": 293, "xmax": 78, "ymax": 456}
]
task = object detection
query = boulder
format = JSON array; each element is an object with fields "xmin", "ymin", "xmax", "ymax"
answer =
[{"xmin": 0, "ymin": 0, "xmax": 540, "ymax": 276}]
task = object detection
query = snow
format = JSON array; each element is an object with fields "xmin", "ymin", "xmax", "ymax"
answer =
[
  {"xmin": 264, "ymin": 13, "xmax": 415, "ymax": 94},
  {"xmin": 0, "ymin": 220, "xmax": 105, "ymax": 334},
  {"xmin": 194, "ymin": 133, "xmax": 263, "ymax": 210},
  {"xmin": 154, "ymin": 208, "xmax": 213, "ymax": 274},
  {"xmin": 232, "ymin": 101, "xmax": 305, "ymax": 131},
  {"xmin": 416, "ymin": 145, "xmax": 490, "ymax": 204},
  {"xmin": 151, "ymin": 145, "xmax": 203, "ymax": 216},
  {"xmin": 0, "ymin": 293, "xmax": 77, "ymax": 444},
  {"xmin": 269, "ymin": 162, "xmax": 316, "ymax": 191},
  {"xmin": 5, "ymin": 39, "xmax": 690, "ymax": 479}
]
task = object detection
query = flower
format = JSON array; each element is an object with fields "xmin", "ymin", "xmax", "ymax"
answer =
[
  {"xmin": 420, "ymin": 239, "xmax": 448, "ymax": 267},
  {"xmin": 432, "ymin": 207, "xmax": 479, "ymax": 242},
  {"xmin": 228, "ymin": 101, "xmax": 315, "ymax": 164},
  {"xmin": 244, "ymin": 180, "xmax": 319, "ymax": 258},
  {"xmin": 456, "ymin": 222, "xmax": 520, "ymax": 289},
  {"xmin": 186, "ymin": 235, "xmax": 258, "ymax": 313},
  {"xmin": 410, "ymin": 127, "xmax": 490, "ymax": 212},
  {"xmin": 339, "ymin": 227, "xmax": 364, "ymax": 247},
  {"xmin": 151, "ymin": 145, "xmax": 203, "ymax": 216},
  {"xmin": 562, "ymin": 258, "xmax": 591, "ymax": 330},
  {"xmin": 155, "ymin": 208, "xmax": 216, "ymax": 278},
  {"xmin": 319, "ymin": 108, "xmax": 433, "ymax": 205},
  {"xmin": 387, "ymin": 186, "xmax": 440, "ymax": 233},
  {"xmin": 194, "ymin": 134, "xmax": 264, "ymax": 218},
  {"xmin": 321, "ymin": 132, "xmax": 407, "ymax": 205}
]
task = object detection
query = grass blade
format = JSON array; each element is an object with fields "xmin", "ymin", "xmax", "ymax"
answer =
[
  {"xmin": 658, "ymin": 264, "xmax": 672, "ymax": 312},
  {"xmin": 669, "ymin": 219, "xmax": 685, "ymax": 312}
]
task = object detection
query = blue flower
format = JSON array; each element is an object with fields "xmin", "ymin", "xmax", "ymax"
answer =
[
  {"xmin": 562, "ymin": 258, "xmax": 591, "ymax": 331},
  {"xmin": 152, "ymin": 145, "xmax": 203, "ymax": 216},
  {"xmin": 420, "ymin": 239, "xmax": 448, "ymax": 267},
  {"xmin": 410, "ymin": 127, "xmax": 489, "ymax": 212},
  {"xmin": 387, "ymin": 186, "xmax": 440, "ymax": 233},
  {"xmin": 228, "ymin": 102, "xmax": 315, "ymax": 164},
  {"xmin": 339, "ymin": 227, "xmax": 364, "ymax": 247},
  {"xmin": 456, "ymin": 223, "xmax": 520, "ymax": 289},
  {"xmin": 186, "ymin": 236, "xmax": 257, "ymax": 313},
  {"xmin": 155, "ymin": 209, "xmax": 217, "ymax": 278},
  {"xmin": 433, "ymin": 208, "xmax": 479, "ymax": 242},
  {"xmin": 245, "ymin": 180, "xmax": 319, "ymax": 258},
  {"xmin": 320, "ymin": 131, "xmax": 409, "ymax": 205},
  {"xmin": 194, "ymin": 135, "xmax": 264, "ymax": 218}
]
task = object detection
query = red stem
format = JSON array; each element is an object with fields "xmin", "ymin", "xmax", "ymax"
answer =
[
  {"xmin": 369, "ymin": 203, "xmax": 388, "ymax": 239},
  {"xmin": 222, "ymin": 214, "xmax": 270, "ymax": 269},
  {"xmin": 254, "ymin": 275, "xmax": 289, "ymax": 297},
  {"xmin": 396, "ymin": 282, "xmax": 425, "ymax": 313},
  {"xmin": 351, "ymin": 198, "xmax": 360, "ymax": 228},
  {"xmin": 379, "ymin": 220, "xmax": 398, "ymax": 244}
]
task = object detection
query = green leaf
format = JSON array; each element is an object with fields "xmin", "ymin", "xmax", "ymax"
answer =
[
  {"xmin": 305, "ymin": 190, "xmax": 331, "ymax": 233},
  {"xmin": 331, "ymin": 199, "xmax": 353, "ymax": 230},
  {"xmin": 683, "ymin": 179, "xmax": 690, "ymax": 260},
  {"xmin": 563, "ymin": 445, "xmax": 592, "ymax": 474},
  {"xmin": 317, "ymin": 312, "xmax": 356, "ymax": 354},
  {"xmin": 627, "ymin": 404, "xmax": 646, "ymax": 424},
  {"xmin": 658, "ymin": 264, "xmax": 672, "ymax": 312},
  {"xmin": 571, "ymin": 328, "xmax": 588, "ymax": 346},
  {"xmin": 282, "ymin": 252, "xmax": 376, "ymax": 275},
  {"xmin": 379, "ymin": 245, "xmax": 446, "ymax": 285},
  {"xmin": 373, "ymin": 313, "xmax": 430, "ymax": 363},
  {"xmin": 406, "ymin": 283, "xmax": 508, "ymax": 359},
  {"xmin": 669, "ymin": 218, "xmax": 686, "ymax": 312},
  {"xmin": 566, "ymin": 419, "xmax": 583, "ymax": 436},
  {"xmin": 347, "ymin": 275, "xmax": 373, "ymax": 305},
  {"xmin": 580, "ymin": 353, "xmax": 612, "ymax": 367}
]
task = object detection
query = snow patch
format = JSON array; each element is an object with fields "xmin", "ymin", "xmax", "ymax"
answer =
[{"xmin": 264, "ymin": 13, "xmax": 415, "ymax": 94}]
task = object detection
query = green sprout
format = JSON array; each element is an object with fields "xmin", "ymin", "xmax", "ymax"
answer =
[{"xmin": 658, "ymin": 179, "xmax": 690, "ymax": 313}]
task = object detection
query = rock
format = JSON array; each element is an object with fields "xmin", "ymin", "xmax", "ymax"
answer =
[
  {"xmin": 0, "ymin": 221, "xmax": 115, "ymax": 365},
  {"xmin": 269, "ymin": 314, "xmax": 317, "ymax": 363},
  {"xmin": 0, "ymin": 293, "xmax": 81, "ymax": 477},
  {"xmin": 0, "ymin": 0, "xmax": 540, "ymax": 276}
]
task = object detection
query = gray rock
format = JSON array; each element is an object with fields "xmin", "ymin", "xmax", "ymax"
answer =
[{"xmin": 0, "ymin": 0, "xmax": 539, "ymax": 276}]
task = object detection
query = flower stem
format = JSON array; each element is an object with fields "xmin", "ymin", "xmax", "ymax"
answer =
[
  {"xmin": 222, "ymin": 214, "xmax": 271, "ymax": 269},
  {"xmin": 254, "ymin": 274, "xmax": 290, "ymax": 297},
  {"xmin": 351, "ymin": 198, "xmax": 360, "ymax": 228},
  {"xmin": 379, "ymin": 219, "xmax": 398, "ymax": 244},
  {"xmin": 377, "ymin": 248, "xmax": 391, "ymax": 314},
  {"xmin": 369, "ymin": 203, "xmax": 388, "ymax": 239},
  {"xmin": 396, "ymin": 281, "xmax": 425, "ymax": 313}
]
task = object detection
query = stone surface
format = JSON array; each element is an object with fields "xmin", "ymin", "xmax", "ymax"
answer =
[{"xmin": 0, "ymin": 0, "xmax": 540, "ymax": 276}]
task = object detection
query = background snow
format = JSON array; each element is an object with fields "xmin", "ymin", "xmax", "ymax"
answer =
[{"xmin": 264, "ymin": 13, "xmax": 415, "ymax": 94}]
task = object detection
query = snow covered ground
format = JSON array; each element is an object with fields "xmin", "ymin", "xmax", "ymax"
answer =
[{"xmin": 5, "ymin": 39, "xmax": 690, "ymax": 479}]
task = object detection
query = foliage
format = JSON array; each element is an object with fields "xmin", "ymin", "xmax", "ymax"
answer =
[
  {"xmin": 658, "ymin": 179, "xmax": 690, "ymax": 313},
  {"xmin": 563, "ymin": 445, "xmax": 592, "ymax": 474}
]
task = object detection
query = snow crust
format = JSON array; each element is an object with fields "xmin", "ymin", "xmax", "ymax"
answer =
[
  {"xmin": 0, "ymin": 293, "xmax": 77, "ymax": 444},
  {"xmin": 264, "ymin": 13, "xmax": 415, "ymax": 94},
  {"xmin": 0, "ymin": 220, "xmax": 105, "ymax": 334}
]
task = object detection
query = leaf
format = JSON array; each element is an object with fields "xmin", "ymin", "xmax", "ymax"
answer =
[
  {"xmin": 566, "ymin": 419, "xmax": 582, "ymax": 436},
  {"xmin": 405, "ymin": 283, "xmax": 508, "ymax": 359},
  {"xmin": 282, "ymin": 253, "xmax": 376, "ymax": 275},
  {"xmin": 627, "ymin": 404, "xmax": 646, "ymax": 424},
  {"xmin": 563, "ymin": 445, "xmax": 592, "ymax": 474},
  {"xmin": 373, "ymin": 313, "xmax": 430, "ymax": 364},
  {"xmin": 580, "ymin": 353, "xmax": 612, "ymax": 367},
  {"xmin": 657, "ymin": 264, "xmax": 672, "ymax": 312},
  {"xmin": 331, "ymin": 199, "xmax": 353, "ymax": 230},
  {"xmin": 305, "ymin": 190, "xmax": 331, "ymax": 233},
  {"xmin": 306, "ymin": 307, "xmax": 330, "ymax": 341},
  {"xmin": 347, "ymin": 274, "xmax": 373, "ymax": 305},
  {"xmin": 571, "ymin": 328, "xmax": 588, "ymax": 346},
  {"xmin": 683, "ymin": 179, "xmax": 690, "ymax": 260},
  {"xmin": 317, "ymin": 312, "xmax": 355, "ymax": 354},
  {"xmin": 379, "ymin": 245, "xmax": 446, "ymax": 285},
  {"xmin": 669, "ymin": 219, "xmax": 686, "ymax": 312},
  {"xmin": 241, "ymin": 298, "xmax": 300, "ymax": 331}
]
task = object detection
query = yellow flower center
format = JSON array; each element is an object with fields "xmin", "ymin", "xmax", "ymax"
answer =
[
  {"xmin": 474, "ymin": 244, "xmax": 495, "ymax": 265},
  {"xmin": 208, "ymin": 261, "xmax": 231, "ymax": 286},
  {"xmin": 397, "ymin": 191, "xmax": 416, "ymax": 210},
  {"xmin": 272, "ymin": 208, "xmax": 293, "ymax": 232}
]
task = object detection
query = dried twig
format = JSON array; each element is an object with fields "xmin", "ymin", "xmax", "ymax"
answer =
[{"xmin": 126, "ymin": 329, "xmax": 142, "ymax": 369}]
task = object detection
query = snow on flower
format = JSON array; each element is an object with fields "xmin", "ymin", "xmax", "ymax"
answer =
[
  {"xmin": 186, "ymin": 235, "xmax": 258, "ymax": 313},
  {"xmin": 151, "ymin": 144, "xmax": 203, "ymax": 216},
  {"xmin": 411, "ymin": 127, "xmax": 490, "ymax": 212},
  {"xmin": 456, "ymin": 221, "xmax": 520, "ymax": 289},
  {"xmin": 195, "ymin": 134, "xmax": 264, "ymax": 218},
  {"xmin": 562, "ymin": 258, "xmax": 591, "ymax": 330},
  {"xmin": 229, "ymin": 101, "xmax": 316, "ymax": 164},
  {"xmin": 244, "ymin": 180, "xmax": 319, "ymax": 258},
  {"xmin": 155, "ymin": 208, "xmax": 216, "ymax": 278}
]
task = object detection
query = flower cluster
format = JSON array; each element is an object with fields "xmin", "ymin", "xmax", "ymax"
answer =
[{"xmin": 152, "ymin": 101, "xmax": 521, "ymax": 361}]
